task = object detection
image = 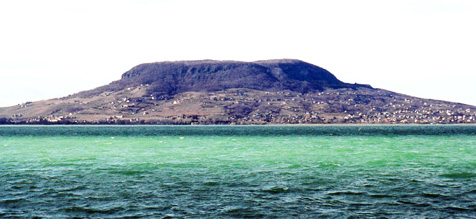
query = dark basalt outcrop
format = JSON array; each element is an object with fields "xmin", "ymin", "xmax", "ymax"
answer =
[{"xmin": 77, "ymin": 59, "xmax": 371, "ymax": 99}]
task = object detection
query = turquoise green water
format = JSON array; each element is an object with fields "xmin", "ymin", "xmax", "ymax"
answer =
[{"xmin": 1, "ymin": 125, "xmax": 476, "ymax": 218}]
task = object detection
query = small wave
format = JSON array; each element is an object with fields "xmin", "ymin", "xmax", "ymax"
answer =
[
  {"xmin": 62, "ymin": 206, "xmax": 125, "ymax": 214},
  {"xmin": 109, "ymin": 170, "xmax": 150, "ymax": 176},
  {"xmin": 369, "ymin": 193, "xmax": 394, "ymax": 198},
  {"xmin": 422, "ymin": 193, "xmax": 450, "ymax": 199},
  {"xmin": 203, "ymin": 181, "xmax": 220, "ymax": 186},
  {"xmin": 51, "ymin": 192, "xmax": 83, "ymax": 199},
  {"xmin": 85, "ymin": 196, "xmax": 115, "ymax": 201},
  {"xmin": 262, "ymin": 186, "xmax": 290, "ymax": 193},
  {"xmin": 348, "ymin": 202, "xmax": 373, "ymax": 206},
  {"xmin": 10, "ymin": 184, "xmax": 34, "ymax": 190},
  {"xmin": 42, "ymin": 162, "xmax": 83, "ymax": 167},
  {"xmin": 278, "ymin": 164, "xmax": 304, "ymax": 169},
  {"xmin": 397, "ymin": 199, "xmax": 431, "ymax": 207},
  {"xmin": 463, "ymin": 189, "xmax": 476, "ymax": 194},
  {"xmin": 439, "ymin": 172, "xmax": 476, "ymax": 179},
  {"xmin": 219, "ymin": 206, "xmax": 265, "ymax": 218},
  {"xmin": 0, "ymin": 197, "xmax": 26, "ymax": 204},
  {"xmin": 327, "ymin": 190, "xmax": 365, "ymax": 196},
  {"xmin": 444, "ymin": 206, "xmax": 470, "ymax": 212},
  {"xmin": 57, "ymin": 185, "xmax": 88, "ymax": 192}
]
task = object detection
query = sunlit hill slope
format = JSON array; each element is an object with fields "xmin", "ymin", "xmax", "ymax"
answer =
[{"xmin": 1, "ymin": 59, "xmax": 475, "ymax": 124}]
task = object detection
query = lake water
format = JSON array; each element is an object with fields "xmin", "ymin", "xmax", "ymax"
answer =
[{"xmin": 1, "ymin": 125, "xmax": 476, "ymax": 218}]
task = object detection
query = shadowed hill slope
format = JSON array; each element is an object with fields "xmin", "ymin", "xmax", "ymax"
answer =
[{"xmin": 75, "ymin": 59, "xmax": 371, "ymax": 99}]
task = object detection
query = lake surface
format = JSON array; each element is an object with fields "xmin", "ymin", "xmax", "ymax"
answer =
[{"xmin": 1, "ymin": 125, "xmax": 476, "ymax": 218}]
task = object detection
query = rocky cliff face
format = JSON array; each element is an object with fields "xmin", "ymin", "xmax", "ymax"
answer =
[
  {"xmin": 1, "ymin": 59, "xmax": 475, "ymax": 125},
  {"xmin": 76, "ymin": 59, "xmax": 371, "ymax": 99}
]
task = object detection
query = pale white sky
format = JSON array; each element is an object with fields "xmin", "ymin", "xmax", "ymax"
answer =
[{"xmin": 1, "ymin": 0, "xmax": 475, "ymax": 107}]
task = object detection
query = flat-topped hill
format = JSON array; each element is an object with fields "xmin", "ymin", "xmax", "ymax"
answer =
[
  {"xmin": 1, "ymin": 59, "xmax": 475, "ymax": 125},
  {"xmin": 75, "ymin": 59, "xmax": 371, "ymax": 99}
]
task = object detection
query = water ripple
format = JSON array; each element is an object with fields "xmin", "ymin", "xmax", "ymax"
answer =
[{"xmin": 1, "ymin": 126, "xmax": 476, "ymax": 218}]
